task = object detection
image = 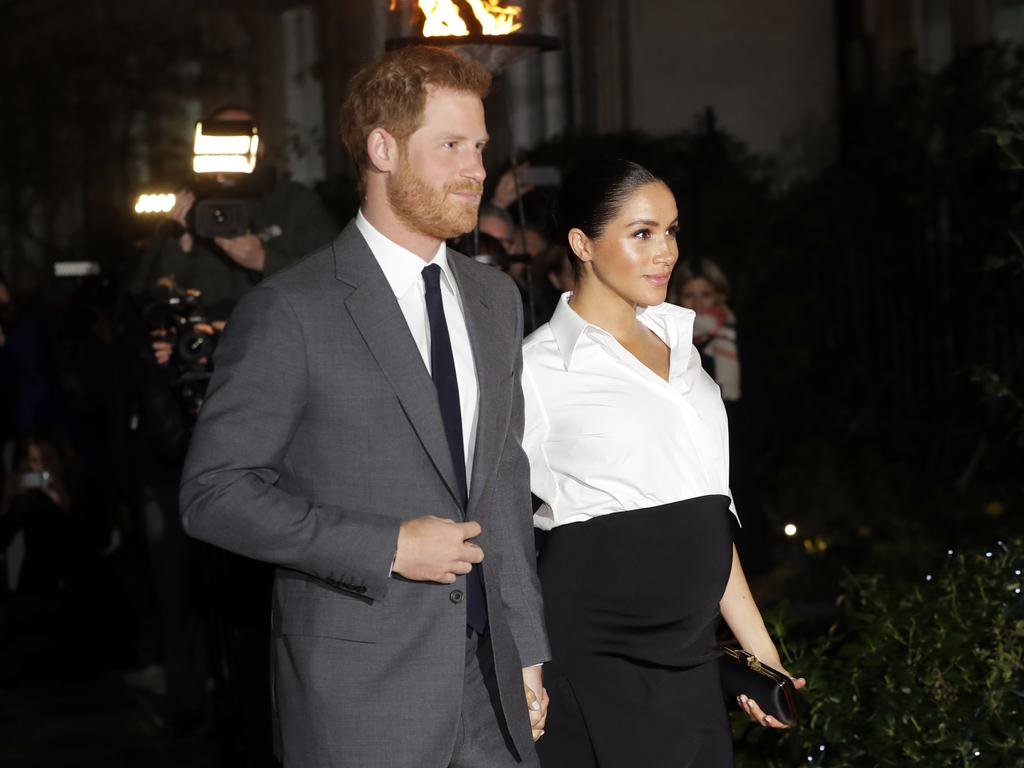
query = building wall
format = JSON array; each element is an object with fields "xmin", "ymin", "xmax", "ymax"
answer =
[
  {"xmin": 620, "ymin": 1, "xmax": 838, "ymax": 171},
  {"xmin": 310, "ymin": 1, "xmax": 840, "ymax": 174}
]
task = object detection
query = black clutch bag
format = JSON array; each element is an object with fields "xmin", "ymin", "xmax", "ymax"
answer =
[{"xmin": 719, "ymin": 647, "xmax": 800, "ymax": 726}]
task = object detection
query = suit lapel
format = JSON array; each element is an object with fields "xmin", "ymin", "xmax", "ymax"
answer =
[
  {"xmin": 333, "ymin": 223, "xmax": 463, "ymax": 509},
  {"xmin": 448, "ymin": 253, "xmax": 505, "ymax": 520}
]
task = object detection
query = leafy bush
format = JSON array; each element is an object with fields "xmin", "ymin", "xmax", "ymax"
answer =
[{"xmin": 735, "ymin": 541, "xmax": 1024, "ymax": 767}]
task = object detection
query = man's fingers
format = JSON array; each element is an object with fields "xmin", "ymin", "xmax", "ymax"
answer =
[
  {"xmin": 535, "ymin": 688, "xmax": 549, "ymax": 729},
  {"xmin": 525, "ymin": 685, "xmax": 545, "ymax": 732},
  {"xmin": 450, "ymin": 560, "xmax": 473, "ymax": 576},
  {"xmin": 459, "ymin": 521, "xmax": 482, "ymax": 539},
  {"xmin": 525, "ymin": 686, "xmax": 539, "ymax": 710},
  {"xmin": 461, "ymin": 542, "xmax": 484, "ymax": 564}
]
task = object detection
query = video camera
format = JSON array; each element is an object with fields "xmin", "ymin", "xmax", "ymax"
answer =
[
  {"xmin": 190, "ymin": 118, "xmax": 264, "ymax": 239},
  {"xmin": 133, "ymin": 117, "xmax": 270, "ymax": 240},
  {"xmin": 145, "ymin": 283, "xmax": 220, "ymax": 419}
]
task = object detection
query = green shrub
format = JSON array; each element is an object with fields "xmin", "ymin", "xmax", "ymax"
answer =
[{"xmin": 735, "ymin": 541, "xmax": 1024, "ymax": 767}]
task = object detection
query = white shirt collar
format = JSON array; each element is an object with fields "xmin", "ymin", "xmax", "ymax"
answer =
[
  {"xmin": 356, "ymin": 210, "xmax": 456, "ymax": 297},
  {"xmin": 548, "ymin": 292, "xmax": 696, "ymax": 370}
]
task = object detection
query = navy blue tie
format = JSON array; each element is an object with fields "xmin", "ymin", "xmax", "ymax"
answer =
[{"xmin": 422, "ymin": 264, "xmax": 487, "ymax": 634}]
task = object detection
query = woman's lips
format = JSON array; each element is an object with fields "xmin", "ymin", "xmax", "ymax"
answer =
[{"xmin": 644, "ymin": 273, "xmax": 671, "ymax": 286}]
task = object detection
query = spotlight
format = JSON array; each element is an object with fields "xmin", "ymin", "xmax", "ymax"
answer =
[
  {"xmin": 784, "ymin": 523, "xmax": 797, "ymax": 537},
  {"xmin": 134, "ymin": 193, "xmax": 176, "ymax": 214},
  {"xmin": 192, "ymin": 120, "xmax": 259, "ymax": 175}
]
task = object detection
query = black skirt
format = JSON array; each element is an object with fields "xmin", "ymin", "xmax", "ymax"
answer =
[{"xmin": 535, "ymin": 495, "xmax": 735, "ymax": 768}]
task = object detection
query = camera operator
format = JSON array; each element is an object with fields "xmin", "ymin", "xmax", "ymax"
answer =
[
  {"xmin": 116, "ymin": 286, "xmax": 233, "ymax": 738},
  {"xmin": 128, "ymin": 105, "xmax": 339, "ymax": 309}
]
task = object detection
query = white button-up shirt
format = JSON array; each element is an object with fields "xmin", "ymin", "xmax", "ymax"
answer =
[
  {"xmin": 356, "ymin": 212, "xmax": 479, "ymax": 485},
  {"xmin": 522, "ymin": 293, "xmax": 737, "ymax": 530}
]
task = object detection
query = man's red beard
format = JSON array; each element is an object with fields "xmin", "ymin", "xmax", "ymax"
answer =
[{"xmin": 388, "ymin": 163, "xmax": 482, "ymax": 241}]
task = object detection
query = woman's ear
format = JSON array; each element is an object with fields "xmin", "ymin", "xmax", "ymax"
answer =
[
  {"xmin": 367, "ymin": 128, "xmax": 398, "ymax": 174},
  {"xmin": 567, "ymin": 228, "xmax": 592, "ymax": 263}
]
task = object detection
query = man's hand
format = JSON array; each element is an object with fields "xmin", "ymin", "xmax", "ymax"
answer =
[
  {"xmin": 215, "ymin": 233, "xmax": 267, "ymax": 272},
  {"xmin": 169, "ymin": 189, "xmax": 196, "ymax": 254},
  {"xmin": 392, "ymin": 516, "xmax": 484, "ymax": 583},
  {"xmin": 151, "ymin": 329, "xmax": 173, "ymax": 366},
  {"xmin": 522, "ymin": 666, "xmax": 548, "ymax": 742},
  {"xmin": 169, "ymin": 189, "xmax": 195, "ymax": 228}
]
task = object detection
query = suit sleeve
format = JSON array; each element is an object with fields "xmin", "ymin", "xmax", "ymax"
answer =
[
  {"xmin": 490, "ymin": 282, "xmax": 551, "ymax": 667},
  {"xmin": 179, "ymin": 283, "xmax": 399, "ymax": 601}
]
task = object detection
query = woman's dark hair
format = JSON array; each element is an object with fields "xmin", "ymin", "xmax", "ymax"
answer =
[{"xmin": 558, "ymin": 157, "xmax": 661, "ymax": 274}]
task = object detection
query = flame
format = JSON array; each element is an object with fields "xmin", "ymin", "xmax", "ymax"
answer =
[
  {"xmin": 465, "ymin": 0, "xmax": 522, "ymax": 35},
  {"xmin": 412, "ymin": 0, "xmax": 522, "ymax": 37},
  {"xmin": 418, "ymin": 0, "xmax": 470, "ymax": 37}
]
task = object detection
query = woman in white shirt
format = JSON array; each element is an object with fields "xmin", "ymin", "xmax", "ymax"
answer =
[{"xmin": 523, "ymin": 158, "xmax": 803, "ymax": 767}]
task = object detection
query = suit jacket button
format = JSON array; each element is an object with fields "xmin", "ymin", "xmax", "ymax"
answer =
[{"xmin": 449, "ymin": 589, "xmax": 465, "ymax": 604}]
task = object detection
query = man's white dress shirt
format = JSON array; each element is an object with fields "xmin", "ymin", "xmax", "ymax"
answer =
[
  {"xmin": 356, "ymin": 212, "xmax": 479, "ymax": 483},
  {"xmin": 523, "ymin": 293, "xmax": 737, "ymax": 530}
]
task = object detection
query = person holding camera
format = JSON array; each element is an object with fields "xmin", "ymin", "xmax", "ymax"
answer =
[
  {"xmin": 129, "ymin": 105, "xmax": 339, "ymax": 309},
  {"xmin": 0, "ymin": 432, "xmax": 117, "ymax": 683},
  {"xmin": 119, "ymin": 294, "xmax": 236, "ymax": 740}
]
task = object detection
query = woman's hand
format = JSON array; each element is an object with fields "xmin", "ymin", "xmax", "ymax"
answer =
[{"xmin": 737, "ymin": 657, "xmax": 806, "ymax": 729}]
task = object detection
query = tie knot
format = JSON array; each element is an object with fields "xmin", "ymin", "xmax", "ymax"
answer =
[{"xmin": 422, "ymin": 263, "xmax": 442, "ymax": 294}]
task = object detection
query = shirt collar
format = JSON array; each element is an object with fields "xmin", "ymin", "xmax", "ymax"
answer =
[
  {"xmin": 549, "ymin": 292, "xmax": 696, "ymax": 370},
  {"xmin": 549, "ymin": 293, "xmax": 589, "ymax": 370},
  {"xmin": 356, "ymin": 210, "xmax": 455, "ymax": 298}
]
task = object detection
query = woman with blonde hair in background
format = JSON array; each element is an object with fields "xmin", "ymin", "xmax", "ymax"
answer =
[{"xmin": 671, "ymin": 258, "xmax": 741, "ymax": 401}]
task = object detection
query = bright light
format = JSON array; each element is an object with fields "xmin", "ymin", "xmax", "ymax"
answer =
[
  {"xmin": 415, "ymin": 0, "xmax": 521, "ymax": 37},
  {"xmin": 419, "ymin": 0, "xmax": 470, "ymax": 37},
  {"xmin": 784, "ymin": 523, "xmax": 797, "ymax": 537},
  {"xmin": 465, "ymin": 0, "xmax": 522, "ymax": 35},
  {"xmin": 193, "ymin": 132, "xmax": 254, "ymax": 156},
  {"xmin": 193, "ymin": 155, "xmax": 258, "ymax": 174},
  {"xmin": 54, "ymin": 261, "xmax": 101, "ymax": 277},
  {"xmin": 134, "ymin": 193, "xmax": 176, "ymax": 214},
  {"xmin": 192, "ymin": 122, "xmax": 258, "ymax": 175}
]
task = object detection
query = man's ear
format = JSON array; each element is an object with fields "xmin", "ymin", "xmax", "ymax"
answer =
[
  {"xmin": 367, "ymin": 128, "xmax": 399, "ymax": 173},
  {"xmin": 567, "ymin": 228, "xmax": 592, "ymax": 264}
]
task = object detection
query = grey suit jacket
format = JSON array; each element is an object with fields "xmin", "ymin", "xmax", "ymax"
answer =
[{"xmin": 180, "ymin": 221, "xmax": 550, "ymax": 767}]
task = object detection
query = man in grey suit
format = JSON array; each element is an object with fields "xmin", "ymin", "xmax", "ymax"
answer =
[{"xmin": 179, "ymin": 46, "xmax": 550, "ymax": 767}]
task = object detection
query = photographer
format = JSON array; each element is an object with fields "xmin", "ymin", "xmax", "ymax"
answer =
[
  {"xmin": 117, "ymin": 288, "xmax": 232, "ymax": 737},
  {"xmin": 128, "ymin": 105, "xmax": 339, "ymax": 308},
  {"xmin": 0, "ymin": 431, "xmax": 118, "ymax": 682}
]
